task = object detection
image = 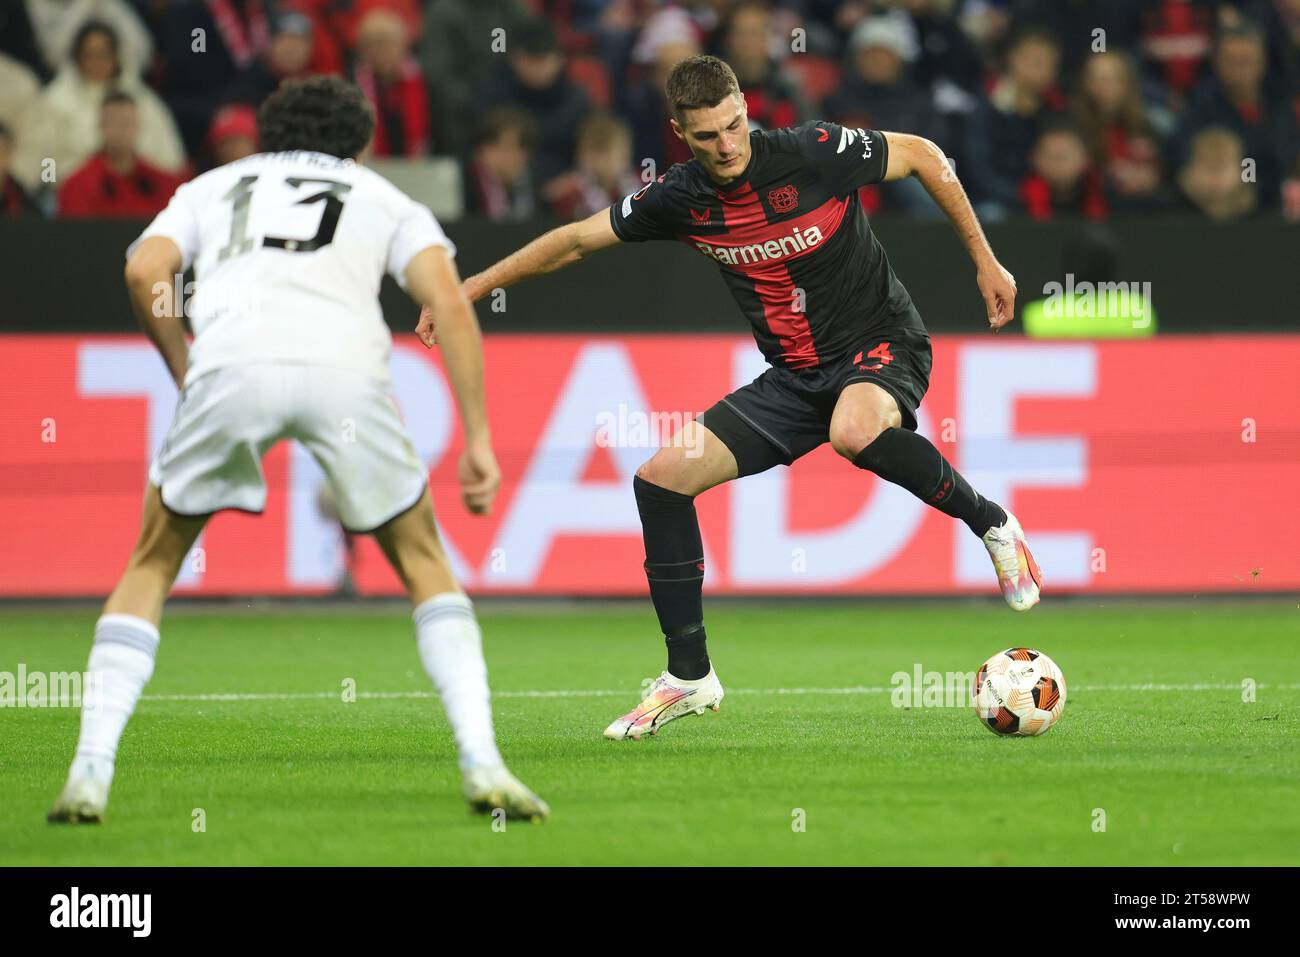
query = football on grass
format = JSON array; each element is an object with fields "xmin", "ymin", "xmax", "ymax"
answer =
[{"xmin": 974, "ymin": 648, "xmax": 1066, "ymax": 736}]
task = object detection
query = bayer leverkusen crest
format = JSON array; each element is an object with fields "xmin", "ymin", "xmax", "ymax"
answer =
[{"xmin": 767, "ymin": 184, "xmax": 799, "ymax": 213}]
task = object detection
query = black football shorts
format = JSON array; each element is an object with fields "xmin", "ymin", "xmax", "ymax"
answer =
[{"xmin": 698, "ymin": 324, "xmax": 933, "ymax": 478}]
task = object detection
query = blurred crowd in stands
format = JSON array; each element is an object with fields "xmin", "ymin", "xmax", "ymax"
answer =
[{"xmin": 1, "ymin": 0, "xmax": 1298, "ymax": 223}]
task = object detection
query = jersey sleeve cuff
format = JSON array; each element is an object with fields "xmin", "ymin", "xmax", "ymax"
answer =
[
  {"xmin": 608, "ymin": 203, "xmax": 631, "ymax": 243},
  {"xmin": 125, "ymin": 232, "xmax": 193, "ymax": 272}
]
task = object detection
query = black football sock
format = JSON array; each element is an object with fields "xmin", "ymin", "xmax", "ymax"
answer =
[
  {"xmin": 633, "ymin": 475, "xmax": 711, "ymax": 680},
  {"xmin": 852, "ymin": 428, "xmax": 1006, "ymax": 537}
]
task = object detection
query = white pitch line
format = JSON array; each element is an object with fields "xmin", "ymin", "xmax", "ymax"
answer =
[{"xmin": 138, "ymin": 682, "xmax": 1300, "ymax": 703}]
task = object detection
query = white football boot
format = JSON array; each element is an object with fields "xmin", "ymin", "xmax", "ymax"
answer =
[
  {"xmin": 603, "ymin": 668, "xmax": 724, "ymax": 740},
  {"xmin": 47, "ymin": 774, "xmax": 110, "ymax": 824},
  {"xmin": 462, "ymin": 765, "xmax": 550, "ymax": 822},
  {"xmin": 982, "ymin": 509, "xmax": 1043, "ymax": 611}
]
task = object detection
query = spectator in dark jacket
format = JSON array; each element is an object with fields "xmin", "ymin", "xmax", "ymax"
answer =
[
  {"xmin": 716, "ymin": 1, "xmax": 807, "ymax": 129},
  {"xmin": 152, "ymin": 0, "xmax": 273, "ymax": 155},
  {"xmin": 825, "ymin": 17, "xmax": 943, "ymax": 216},
  {"xmin": 477, "ymin": 18, "xmax": 590, "ymax": 184},
  {"xmin": 224, "ymin": 10, "xmax": 314, "ymax": 109},
  {"xmin": 1172, "ymin": 23, "xmax": 1300, "ymax": 208},
  {"xmin": 418, "ymin": 0, "xmax": 531, "ymax": 142},
  {"xmin": 825, "ymin": 18, "xmax": 939, "ymax": 139},
  {"xmin": 963, "ymin": 26, "xmax": 1067, "ymax": 215},
  {"xmin": 907, "ymin": 0, "xmax": 984, "ymax": 96}
]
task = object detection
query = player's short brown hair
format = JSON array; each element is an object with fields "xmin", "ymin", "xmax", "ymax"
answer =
[{"xmin": 664, "ymin": 55, "xmax": 742, "ymax": 121}]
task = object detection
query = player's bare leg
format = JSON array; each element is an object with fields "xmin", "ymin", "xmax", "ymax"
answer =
[
  {"xmin": 49, "ymin": 485, "xmax": 207, "ymax": 823},
  {"xmin": 830, "ymin": 382, "xmax": 1041, "ymax": 610},
  {"xmin": 373, "ymin": 492, "xmax": 548, "ymax": 821},
  {"xmin": 604, "ymin": 420, "xmax": 734, "ymax": 740}
]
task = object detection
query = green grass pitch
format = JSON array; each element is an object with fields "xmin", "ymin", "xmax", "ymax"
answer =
[{"xmin": 2, "ymin": 601, "xmax": 1297, "ymax": 866}]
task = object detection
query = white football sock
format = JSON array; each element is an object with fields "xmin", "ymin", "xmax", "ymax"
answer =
[
  {"xmin": 413, "ymin": 593, "xmax": 504, "ymax": 771},
  {"xmin": 68, "ymin": 613, "xmax": 160, "ymax": 785}
]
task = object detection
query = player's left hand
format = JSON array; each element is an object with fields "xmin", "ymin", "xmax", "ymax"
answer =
[
  {"xmin": 415, "ymin": 305, "xmax": 437, "ymax": 347},
  {"xmin": 977, "ymin": 260, "xmax": 1017, "ymax": 332}
]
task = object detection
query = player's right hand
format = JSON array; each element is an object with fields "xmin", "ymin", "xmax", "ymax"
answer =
[
  {"xmin": 458, "ymin": 441, "xmax": 501, "ymax": 515},
  {"xmin": 415, "ymin": 305, "xmax": 437, "ymax": 347},
  {"xmin": 977, "ymin": 260, "xmax": 1018, "ymax": 332}
]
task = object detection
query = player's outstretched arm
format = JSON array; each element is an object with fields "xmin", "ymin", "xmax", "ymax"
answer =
[
  {"xmin": 881, "ymin": 131, "xmax": 1017, "ymax": 331},
  {"xmin": 124, "ymin": 236, "xmax": 189, "ymax": 387},
  {"xmin": 406, "ymin": 245, "xmax": 500, "ymax": 515},
  {"xmin": 464, "ymin": 208, "xmax": 621, "ymax": 303},
  {"xmin": 415, "ymin": 208, "xmax": 621, "ymax": 344}
]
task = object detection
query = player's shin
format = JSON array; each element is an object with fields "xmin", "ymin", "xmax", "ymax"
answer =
[
  {"xmin": 633, "ymin": 475, "xmax": 710, "ymax": 680},
  {"xmin": 412, "ymin": 593, "xmax": 503, "ymax": 771},
  {"xmin": 852, "ymin": 427, "xmax": 1005, "ymax": 536}
]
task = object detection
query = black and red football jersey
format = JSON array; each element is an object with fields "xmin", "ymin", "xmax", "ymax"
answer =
[{"xmin": 610, "ymin": 121, "xmax": 923, "ymax": 370}]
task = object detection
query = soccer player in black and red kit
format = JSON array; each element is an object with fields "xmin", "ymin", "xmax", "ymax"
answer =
[{"xmin": 418, "ymin": 56, "xmax": 1043, "ymax": 739}]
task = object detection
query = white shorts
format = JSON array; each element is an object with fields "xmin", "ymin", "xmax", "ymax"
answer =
[{"xmin": 149, "ymin": 364, "xmax": 427, "ymax": 532}]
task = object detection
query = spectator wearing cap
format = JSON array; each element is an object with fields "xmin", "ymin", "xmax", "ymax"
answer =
[
  {"xmin": 463, "ymin": 107, "xmax": 538, "ymax": 222},
  {"xmin": 12, "ymin": 20, "xmax": 186, "ymax": 195},
  {"xmin": 824, "ymin": 16, "xmax": 944, "ymax": 217},
  {"xmin": 1073, "ymin": 50, "xmax": 1167, "ymax": 213},
  {"xmin": 962, "ymin": 27, "xmax": 1066, "ymax": 215},
  {"xmin": 353, "ymin": 6, "xmax": 435, "ymax": 157},
  {"xmin": 0, "ymin": 121, "xmax": 41, "ymax": 216},
  {"xmin": 478, "ymin": 18, "xmax": 590, "ymax": 184},
  {"xmin": 207, "ymin": 103, "xmax": 258, "ymax": 167},
  {"xmin": 546, "ymin": 111, "xmax": 644, "ymax": 220},
  {"xmin": 1018, "ymin": 119, "xmax": 1108, "ymax": 222},
  {"xmin": 1172, "ymin": 23, "xmax": 1300, "ymax": 209},
  {"xmin": 57, "ymin": 90, "xmax": 185, "ymax": 218},
  {"xmin": 224, "ymin": 10, "xmax": 314, "ymax": 108},
  {"xmin": 715, "ymin": 1, "xmax": 807, "ymax": 129}
]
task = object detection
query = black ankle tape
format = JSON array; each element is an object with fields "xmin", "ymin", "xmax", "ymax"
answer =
[
  {"xmin": 666, "ymin": 622, "xmax": 705, "ymax": 642},
  {"xmin": 644, "ymin": 558, "xmax": 705, "ymax": 582}
]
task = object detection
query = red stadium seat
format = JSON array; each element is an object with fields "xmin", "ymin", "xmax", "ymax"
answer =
[
  {"xmin": 785, "ymin": 55, "xmax": 842, "ymax": 110},
  {"xmin": 568, "ymin": 54, "xmax": 612, "ymax": 109}
]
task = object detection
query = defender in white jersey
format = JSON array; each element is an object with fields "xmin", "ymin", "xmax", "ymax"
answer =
[{"xmin": 48, "ymin": 77, "xmax": 548, "ymax": 825}]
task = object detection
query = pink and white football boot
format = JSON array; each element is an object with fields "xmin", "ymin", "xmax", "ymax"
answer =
[
  {"xmin": 982, "ymin": 509, "xmax": 1043, "ymax": 611},
  {"xmin": 603, "ymin": 669, "xmax": 724, "ymax": 740}
]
